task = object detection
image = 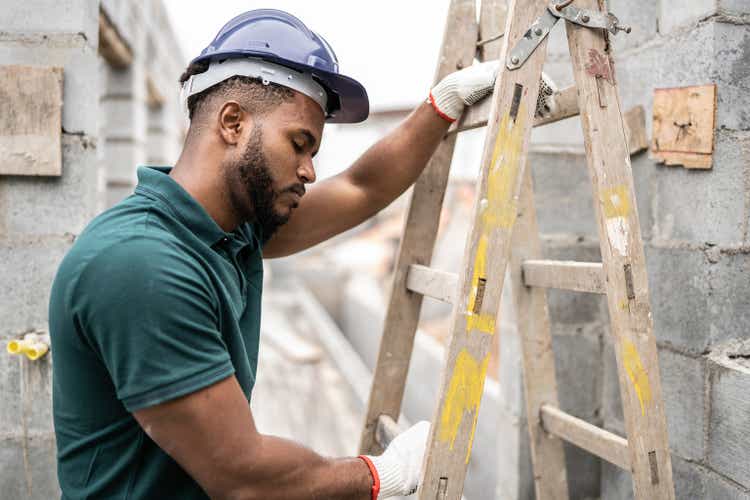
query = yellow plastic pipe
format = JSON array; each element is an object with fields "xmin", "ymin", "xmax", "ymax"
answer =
[{"xmin": 6, "ymin": 333, "xmax": 50, "ymax": 361}]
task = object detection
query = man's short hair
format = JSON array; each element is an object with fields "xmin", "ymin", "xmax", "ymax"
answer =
[{"xmin": 179, "ymin": 60, "xmax": 296, "ymax": 122}]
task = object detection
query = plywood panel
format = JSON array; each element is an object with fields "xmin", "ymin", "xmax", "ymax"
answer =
[
  {"xmin": 0, "ymin": 65, "xmax": 63, "ymax": 176},
  {"xmin": 652, "ymin": 84, "xmax": 716, "ymax": 169}
]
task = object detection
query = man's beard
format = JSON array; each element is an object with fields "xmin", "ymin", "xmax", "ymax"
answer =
[{"xmin": 232, "ymin": 128, "xmax": 297, "ymax": 240}]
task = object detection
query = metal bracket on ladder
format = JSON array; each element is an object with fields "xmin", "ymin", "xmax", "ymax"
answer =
[{"xmin": 507, "ymin": 0, "xmax": 631, "ymax": 70}]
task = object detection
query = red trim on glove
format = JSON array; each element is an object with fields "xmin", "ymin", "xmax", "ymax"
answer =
[
  {"xmin": 358, "ymin": 455, "xmax": 380, "ymax": 500},
  {"xmin": 428, "ymin": 91, "xmax": 456, "ymax": 123}
]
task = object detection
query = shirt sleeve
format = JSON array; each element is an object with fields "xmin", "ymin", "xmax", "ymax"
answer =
[{"xmin": 74, "ymin": 236, "xmax": 235, "ymax": 412}]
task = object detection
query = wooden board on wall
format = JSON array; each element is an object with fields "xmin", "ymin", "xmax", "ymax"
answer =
[
  {"xmin": 651, "ymin": 84, "xmax": 716, "ymax": 169},
  {"xmin": 0, "ymin": 65, "xmax": 63, "ymax": 176}
]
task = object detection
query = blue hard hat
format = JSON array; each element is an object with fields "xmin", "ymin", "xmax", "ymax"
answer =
[{"xmin": 192, "ymin": 9, "xmax": 369, "ymax": 123}]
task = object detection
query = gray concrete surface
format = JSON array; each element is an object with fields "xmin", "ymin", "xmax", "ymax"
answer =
[{"xmin": 0, "ymin": 1, "xmax": 185, "ymax": 497}]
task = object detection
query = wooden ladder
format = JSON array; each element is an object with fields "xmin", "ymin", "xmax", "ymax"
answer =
[{"xmin": 359, "ymin": 0, "xmax": 675, "ymax": 498}]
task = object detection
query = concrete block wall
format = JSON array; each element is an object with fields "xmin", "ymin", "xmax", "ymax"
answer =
[
  {"xmin": 0, "ymin": 2, "xmax": 100, "ymax": 497},
  {"xmin": 0, "ymin": 1, "xmax": 185, "ymax": 497}
]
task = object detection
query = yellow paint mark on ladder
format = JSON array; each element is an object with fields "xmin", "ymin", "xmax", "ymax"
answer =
[
  {"xmin": 622, "ymin": 339, "xmax": 652, "ymax": 416},
  {"xmin": 464, "ymin": 107, "xmax": 527, "ymax": 335},
  {"xmin": 438, "ymin": 349, "xmax": 490, "ymax": 464}
]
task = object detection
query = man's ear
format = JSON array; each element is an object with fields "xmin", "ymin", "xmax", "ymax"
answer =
[{"xmin": 218, "ymin": 101, "xmax": 251, "ymax": 146}]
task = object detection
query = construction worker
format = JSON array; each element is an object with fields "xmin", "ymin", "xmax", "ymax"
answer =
[{"xmin": 49, "ymin": 9, "xmax": 502, "ymax": 499}]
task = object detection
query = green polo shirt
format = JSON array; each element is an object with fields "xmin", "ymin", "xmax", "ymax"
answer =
[{"xmin": 49, "ymin": 166, "xmax": 266, "ymax": 499}]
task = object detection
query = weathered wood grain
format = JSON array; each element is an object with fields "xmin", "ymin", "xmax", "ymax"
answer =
[
  {"xmin": 0, "ymin": 65, "xmax": 63, "ymax": 176},
  {"xmin": 522, "ymin": 260, "xmax": 606, "ymax": 294},
  {"xmin": 511, "ymin": 168, "xmax": 569, "ymax": 500},
  {"xmin": 417, "ymin": 0, "xmax": 552, "ymax": 497},
  {"xmin": 405, "ymin": 264, "xmax": 458, "ymax": 304},
  {"xmin": 358, "ymin": 0, "xmax": 479, "ymax": 456},
  {"xmin": 540, "ymin": 404, "xmax": 630, "ymax": 471},
  {"xmin": 566, "ymin": 1, "xmax": 675, "ymax": 497}
]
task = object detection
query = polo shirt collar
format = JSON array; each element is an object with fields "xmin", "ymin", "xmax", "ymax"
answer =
[{"xmin": 134, "ymin": 166, "xmax": 231, "ymax": 247}]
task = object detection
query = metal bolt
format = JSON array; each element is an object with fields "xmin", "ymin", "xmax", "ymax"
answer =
[
  {"xmin": 510, "ymin": 56, "xmax": 520, "ymax": 65},
  {"xmin": 581, "ymin": 14, "xmax": 590, "ymax": 23},
  {"xmin": 534, "ymin": 27, "xmax": 543, "ymax": 36}
]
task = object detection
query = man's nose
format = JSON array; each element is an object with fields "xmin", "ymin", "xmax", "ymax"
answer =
[{"xmin": 297, "ymin": 156, "xmax": 316, "ymax": 184}]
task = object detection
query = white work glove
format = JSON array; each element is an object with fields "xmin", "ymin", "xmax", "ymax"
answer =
[
  {"xmin": 429, "ymin": 60, "xmax": 559, "ymax": 122},
  {"xmin": 429, "ymin": 60, "xmax": 498, "ymax": 122},
  {"xmin": 360, "ymin": 420, "xmax": 430, "ymax": 499}
]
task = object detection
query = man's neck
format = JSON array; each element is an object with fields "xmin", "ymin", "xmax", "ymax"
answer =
[{"xmin": 171, "ymin": 152, "xmax": 241, "ymax": 233}]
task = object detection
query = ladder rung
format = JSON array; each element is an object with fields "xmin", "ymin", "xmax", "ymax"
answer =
[
  {"xmin": 405, "ymin": 264, "xmax": 457, "ymax": 304},
  {"xmin": 540, "ymin": 404, "xmax": 630, "ymax": 470},
  {"xmin": 450, "ymin": 84, "xmax": 579, "ymax": 135},
  {"xmin": 375, "ymin": 415, "xmax": 402, "ymax": 449},
  {"xmin": 522, "ymin": 260, "xmax": 606, "ymax": 294}
]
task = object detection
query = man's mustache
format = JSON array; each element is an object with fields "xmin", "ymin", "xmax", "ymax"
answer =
[{"xmin": 283, "ymin": 184, "xmax": 306, "ymax": 198}]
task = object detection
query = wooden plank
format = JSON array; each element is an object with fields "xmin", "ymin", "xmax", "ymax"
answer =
[
  {"xmin": 651, "ymin": 85, "xmax": 716, "ymax": 169},
  {"xmin": 375, "ymin": 415, "xmax": 402, "ymax": 449},
  {"xmin": 511, "ymin": 169, "xmax": 569, "ymax": 499},
  {"xmin": 540, "ymin": 404, "xmax": 631, "ymax": 471},
  {"xmin": 358, "ymin": 0, "xmax": 479, "ymax": 455},
  {"xmin": 624, "ymin": 105, "xmax": 649, "ymax": 155},
  {"xmin": 565, "ymin": 1, "xmax": 675, "ymax": 497},
  {"xmin": 452, "ymin": 87, "xmax": 647, "ymax": 156},
  {"xmin": 405, "ymin": 264, "xmax": 458, "ymax": 304},
  {"xmin": 99, "ymin": 7, "xmax": 133, "ymax": 69},
  {"xmin": 417, "ymin": 0, "xmax": 553, "ymax": 497},
  {"xmin": 452, "ymin": 85, "xmax": 579, "ymax": 134},
  {"xmin": 0, "ymin": 65, "xmax": 63, "ymax": 176},
  {"xmin": 522, "ymin": 260, "xmax": 606, "ymax": 294}
]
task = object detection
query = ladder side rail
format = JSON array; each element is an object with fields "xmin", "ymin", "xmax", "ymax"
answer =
[
  {"xmin": 417, "ymin": 0, "xmax": 552, "ymax": 497},
  {"xmin": 565, "ymin": 1, "xmax": 675, "ymax": 497},
  {"xmin": 511, "ymin": 169, "xmax": 569, "ymax": 500},
  {"xmin": 358, "ymin": 0, "xmax": 479, "ymax": 455}
]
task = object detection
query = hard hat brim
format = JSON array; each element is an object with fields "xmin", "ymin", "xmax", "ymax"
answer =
[{"xmin": 193, "ymin": 52, "xmax": 369, "ymax": 124}]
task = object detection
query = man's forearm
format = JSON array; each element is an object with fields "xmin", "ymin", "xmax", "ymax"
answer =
[
  {"xmin": 345, "ymin": 101, "xmax": 451, "ymax": 209},
  {"xmin": 224, "ymin": 434, "xmax": 372, "ymax": 500}
]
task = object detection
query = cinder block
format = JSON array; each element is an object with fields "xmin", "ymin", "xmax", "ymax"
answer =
[
  {"xmin": 101, "ymin": 97, "xmax": 148, "ymax": 141},
  {"xmin": 531, "ymin": 152, "xmax": 598, "ymax": 238},
  {"xmin": 646, "ymin": 246, "xmax": 711, "ymax": 353},
  {"xmin": 649, "ymin": 247, "xmax": 750, "ymax": 351},
  {"xmin": 602, "ymin": 336, "xmax": 624, "ymax": 425},
  {"xmin": 0, "ymin": 43, "xmax": 99, "ymax": 135},
  {"xmin": 609, "ymin": 0, "xmax": 659, "ymax": 54},
  {"xmin": 3, "ymin": 0, "xmax": 98, "ymax": 40},
  {"xmin": 659, "ymin": 350, "xmax": 706, "ymax": 460},
  {"xmin": 707, "ymin": 352, "xmax": 750, "ymax": 486},
  {"xmin": 653, "ymin": 131, "xmax": 746, "ymax": 245},
  {"xmin": 704, "ymin": 472, "xmax": 750, "ymax": 499},
  {"xmin": 617, "ymin": 21, "xmax": 750, "ymax": 132},
  {"xmin": 0, "ymin": 236, "xmax": 73, "ymax": 336},
  {"xmin": 705, "ymin": 252, "xmax": 750, "ymax": 346},
  {"xmin": 103, "ymin": 140, "xmax": 144, "ymax": 185},
  {"xmin": 630, "ymin": 152, "xmax": 655, "ymax": 242},
  {"xmin": 564, "ymin": 442, "xmax": 601, "ymax": 499},
  {"xmin": 542, "ymin": 239, "xmax": 604, "ymax": 326},
  {"xmin": 0, "ymin": 134, "xmax": 99, "ymax": 237},
  {"xmin": 670, "ymin": 454, "xmax": 750, "ymax": 500},
  {"xmin": 713, "ymin": 22, "xmax": 750, "ymax": 131},
  {"xmin": 659, "ymin": 0, "xmax": 716, "ymax": 34},
  {"xmin": 552, "ymin": 331, "xmax": 603, "ymax": 420},
  {"xmin": 0, "ymin": 437, "xmax": 27, "ymax": 500},
  {"xmin": 601, "ymin": 460, "xmax": 634, "ymax": 500}
]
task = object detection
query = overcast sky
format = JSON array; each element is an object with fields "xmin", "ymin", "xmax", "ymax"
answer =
[{"xmin": 162, "ymin": 1, "xmax": 454, "ymax": 111}]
